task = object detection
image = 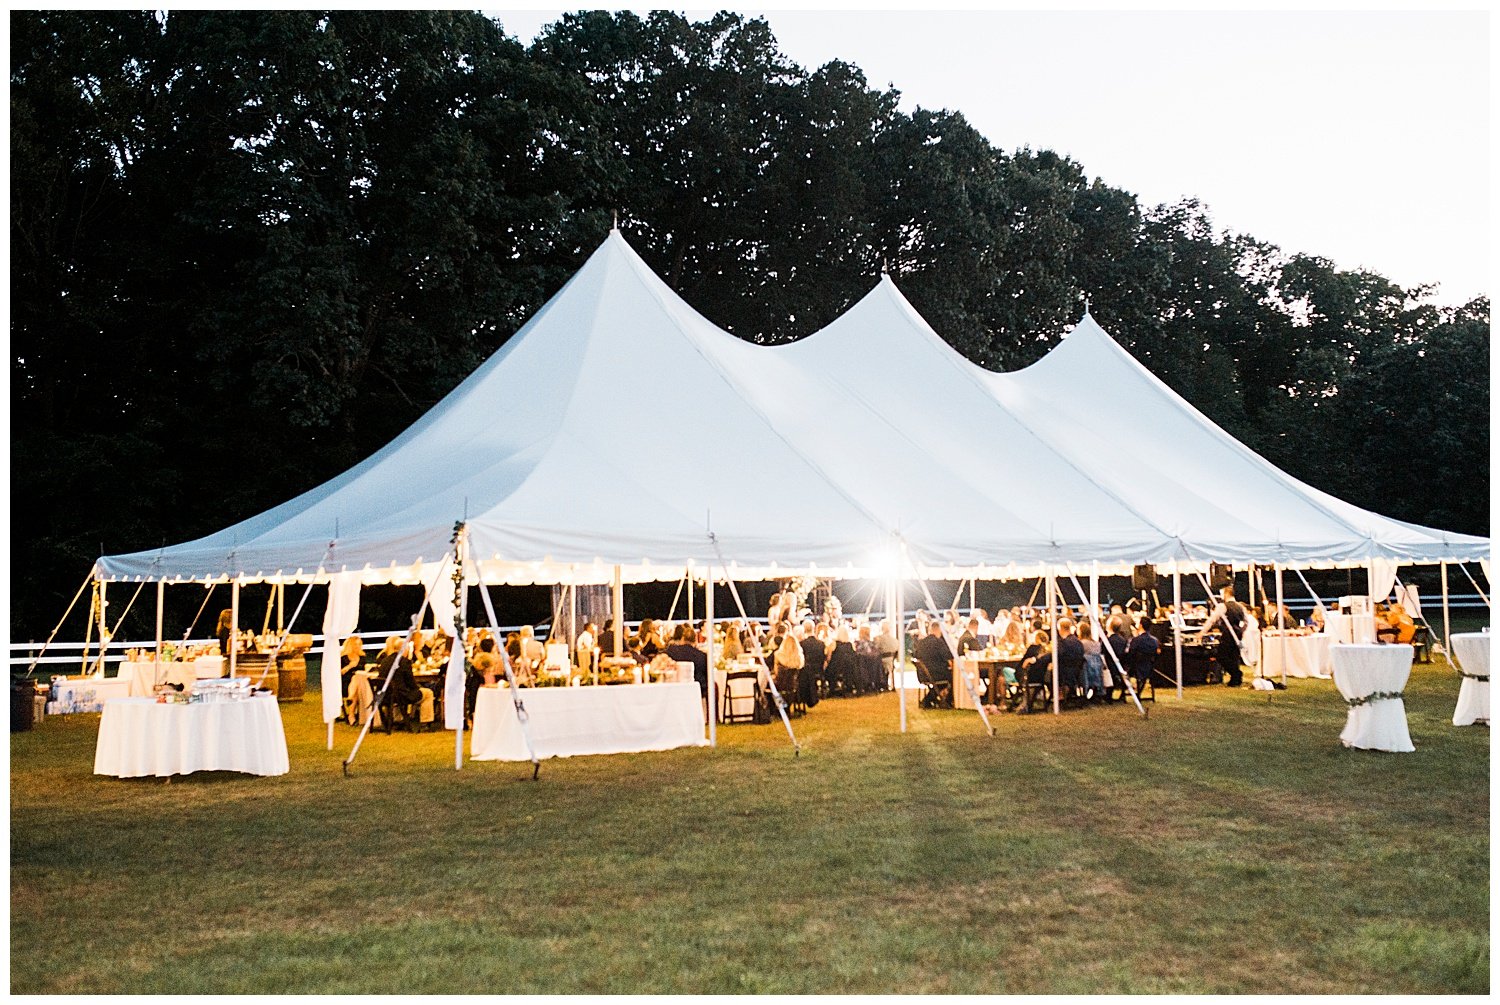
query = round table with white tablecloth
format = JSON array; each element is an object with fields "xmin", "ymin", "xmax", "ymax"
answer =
[
  {"xmin": 1331, "ymin": 643, "xmax": 1415, "ymax": 752},
  {"xmin": 93, "ymin": 693, "xmax": 289, "ymax": 778},
  {"xmin": 1449, "ymin": 632, "xmax": 1490, "ymax": 727},
  {"xmin": 1259, "ymin": 632, "xmax": 1332, "ymax": 679}
]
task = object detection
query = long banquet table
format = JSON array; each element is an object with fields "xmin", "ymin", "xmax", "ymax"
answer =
[
  {"xmin": 1331, "ymin": 643, "xmax": 1414, "ymax": 752},
  {"xmin": 1259, "ymin": 632, "xmax": 1332, "ymax": 679},
  {"xmin": 1450, "ymin": 632, "xmax": 1490, "ymax": 727},
  {"xmin": 469, "ymin": 681, "xmax": 707, "ymax": 761},
  {"xmin": 93, "ymin": 694, "xmax": 290, "ymax": 778}
]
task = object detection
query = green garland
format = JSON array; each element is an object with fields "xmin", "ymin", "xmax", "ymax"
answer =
[
  {"xmin": 1343, "ymin": 689, "xmax": 1405, "ymax": 708},
  {"xmin": 449, "ymin": 521, "xmax": 465, "ymax": 639},
  {"xmin": 1456, "ymin": 670, "xmax": 1489, "ymax": 682}
]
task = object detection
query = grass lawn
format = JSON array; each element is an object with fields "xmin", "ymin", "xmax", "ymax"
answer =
[{"xmin": 10, "ymin": 649, "xmax": 1489, "ymax": 993}]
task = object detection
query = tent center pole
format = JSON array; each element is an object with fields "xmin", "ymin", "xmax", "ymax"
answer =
[
  {"xmin": 1048, "ymin": 569, "xmax": 1059, "ymax": 715},
  {"xmin": 1440, "ymin": 561, "xmax": 1451, "ymax": 656},
  {"xmin": 1275, "ymin": 563, "xmax": 1287, "ymax": 688},
  {"xmin": 705, "ymin": 564, "xmax": 715, "ymax": 748},
  {"xmin": 612, "ymin": 566, "xmax": 624, "ymax": 657}
]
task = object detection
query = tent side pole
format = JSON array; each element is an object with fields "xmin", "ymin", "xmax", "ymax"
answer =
[
  {"xmin": 895, "ymin": 577, "xmax": 907, "ymax": 734},
  {"xmin": 1089, "ymin": 562, "xmax": 1099, "ymax": 626},
  {"xmin": 1275, "ymin": 563, "xmax": 1287, "ymax": 688},
  {"xmin": 705, "ymin": 565, "xmax": 715, "ymax": 748},
  {"xmin": 1247, "ymin": 563, "xmax": 1255, "ymax": 611},
  {"xmin": 1173, "ymin": 563, "xmax": 1183, "ymax": 699},
  {"xmin": 154, "ymin": 580, "xmax": 165, "ymax": 663},
  {"xmin": 688, "ymin": 570, "xmax": 694, "ymax": 625},
  {"xmin": 229, "ymin": 580, "xmax": 239, "ymax": 679},
  {"xmin": 612, "ymin": 565, "xmax": 624, "ymax": 657},
  {"xmin": 1048, "ymin": 569, "xmax": 1059, "ymax": 715},
  {"xmin": 96, "ymin": 580, "xmax": 108, "ymax": 676},
  {"xmin": 1441, "ymin": 561, "xmax": 1451, "ymax": 655},
  {"xmin": 456, "ymin": 549, "xmax": 471, "ymax": 772},
  {"xmin": 969, "ymin": 577, "xmax": 976, "ymax": 613}
]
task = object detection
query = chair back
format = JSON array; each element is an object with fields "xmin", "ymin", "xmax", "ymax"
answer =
[{"xmin": 544, "ymin": 642, "xmax": 570, "ymax": 671}]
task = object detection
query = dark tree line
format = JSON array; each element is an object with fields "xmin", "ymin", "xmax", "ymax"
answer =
[{"xmin": 11, "ymin": 10, "xmax": 1489, "ymax": 640}]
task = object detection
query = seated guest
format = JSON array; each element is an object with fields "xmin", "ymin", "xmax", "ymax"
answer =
[
  {"xmin": 1077, "ymin": 622, "xmax": 1105, "ymax": 702},
  {"xmin": 340, "ymin": 636, "xmax": 366, "ymax": 696},
  {"xmin": 465, "ymin": 636, "xmax": 499, "ymax": 727},
  {"xmin": 634, "ymin": 619, "xmax": 664, "ymax": 659},
  {"xmin": 855, "ymin": 624, "xmax": 882, "ymax": 695},
  {"xmin": 597, "ymin": 619, "xmax": 620, "ymax": 656},
  {"xmin": 385, "ymin": 653, "xmax": 431, "ymax": 730},
  {"xmin": 664, "ymin": 623, "xmax": 708, "ymax": 700},
  {"xmin": 914, "ymin": 620, "xmax": 954, "ymax": 707},
  {"xmin": 974, "ymin": 609, "xmax": 994, "ymax": 646},
  {"xmin": 1019, "ymin": 630, "xmax": 1050, "ymax": 686},
  {"xmin": 1033, "ymin": 619, "xmax": 1086, "ymax": 705},
  {"xmin": 875, "ymin": 621, "xmax": 899, "ymax": 692},
  {"xmin": 721, "ymin": 622, "xmax": 744, "ymax": 662},
  {"xmin": 519, "ymin": 625, "xmax": 545, "ymax": 666},
  {"xmin": 1105, "ymin": 615, "xmax": 1131, "ymax": 693},
  {"xmin": 1125, "ymin": 619, "xmax": 1160, "ymax": 695},
  {"xmin": 575, "ymin": 621, "xmax": 597, "ymax": 661},
  {"xmin": 799, "ymin": 620, "xmax": 826, "ymax": 707},
  {"xmin": 825, "ymin": 624, "xmax": 858, "ymax": 696},
  {"xmin": 773, "ymin": 630, "xmax": 805, "ymax": 701},
  {"xmin": 957, "ymin": 618, "xmax": 984, "ymax": 657}
]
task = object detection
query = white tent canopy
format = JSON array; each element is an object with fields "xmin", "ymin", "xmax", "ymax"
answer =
[{"xmin": 96, "ymin": 231, "xmax": 1487, "ymax": 586}]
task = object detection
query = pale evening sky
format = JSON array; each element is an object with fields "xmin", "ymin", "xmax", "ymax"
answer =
[{"xmin": 488, "ymin": 8, "xmax": 1490, "ymax": 306}]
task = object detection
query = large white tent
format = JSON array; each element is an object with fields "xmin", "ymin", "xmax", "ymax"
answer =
[{"xmin": 97, "ymin": 228, "xmax": 1485, "ymax": 589}]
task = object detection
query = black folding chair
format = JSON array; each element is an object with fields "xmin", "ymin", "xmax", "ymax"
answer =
[{"xmin": 913, "ymin": 658, "xmax": 952, "ymax": 709}]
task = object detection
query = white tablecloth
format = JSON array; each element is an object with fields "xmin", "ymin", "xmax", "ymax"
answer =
[
  {"xmin": 470, "ymin": 682, "xmax": 706, "ymax": 761},
  {"xmin": 93, "ymin": 694, "xmax": 290, "ymax": 777},
  {"xmin": 1331, "ymin": 644, "xmax": 1414, "ymax": 752},
  {"xmin": 47, "ymin": 675, "xmax": 133, "ymax": 715},
  {"xmin": 121, "ymin": 658, "xmax": 228, "ymax": 697},
  {"xmin": 1260, "ymin": 633, "xmax": 1332, "ymax": 679},
  {"xmin": 1324, "ymin": 612, "xmax": 1377, "ymax": 645},
  {"xmin": 1450, "ymin": 632, "xmax": 1490, "ymax": 726}
]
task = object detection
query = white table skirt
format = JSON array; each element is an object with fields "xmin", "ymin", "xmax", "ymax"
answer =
[
  {"xmin": 1324, "ymin": 612, "xmax": 1377, "ymax": 645},
  {"xmin": 470, "ymin": 682, "xmax": 707, "ymax": 762},
  {"xmin": 1332, "ymin": 644, "xmax": 1414, "ymax": 752},
  {"xmin": 1260, "ymin": 633, "xmax": 1332, "ymax": 679},
  {"xmin": 47, "ymin": 675, "xmax": 133, "ymax": 715},
  {"xmin": 713, "ymin": 662, "xmax": 770, "ymax": 722},
  {"xmin": 1450, "ymin": 632, "xmax": 1490, "ymax": 727},
  {"xmin": 94, "ymin": 694, "xmax": 290, "ymax": 778}
]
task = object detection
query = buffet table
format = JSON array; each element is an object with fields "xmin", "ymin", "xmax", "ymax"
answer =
[
  {"xmin": 1331, "ymin": 644, "xmax": 1414, "ymax": 752},
  {"xmin": 1259, "ymin": 632, "xmax": 1332, "ymax": 679},
  {"xmin": 1450, "ymin": 632, "xmax": 1490, "ymax": 727},
  {"xmin": 93, "ymin": 694, "xmax": 289, "ymax": 778},
  {"xmin": 47, "ymin": 675, "xmax": 133, "ymax": 715},
  {"xmin": 469, "ymin": 681, "xmax": 706, "ymax": 761}
]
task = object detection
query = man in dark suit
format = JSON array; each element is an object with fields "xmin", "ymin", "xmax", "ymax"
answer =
[
  {"xmin": 1125, "ymin": 619, "xmax": 1161, "ymax": 694},
  {"xmin": 913, "ymin": 620, "xmax": 955, "ymax": 708},
  {"xmin": 1105, "ymin": 616, "xmax": 1132, "ymax": 701},
  {"xmin": 956, "ymin": 618, "xmax": 984, "ymax": 656},
  {"xmin": 1035, "ymin": 619, "xmax": 1086, "ymax": 706},
  {"xmin": 1199, "ymin": 586, "xmax": 1247, "ymax": 687},
  {"xmin": 664, "ymin": 623, "xmax": 709, "ymax": 701}
]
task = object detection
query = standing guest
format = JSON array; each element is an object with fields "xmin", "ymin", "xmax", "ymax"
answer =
[
  {"xmin": 575, "ymin": 621, "xmax": 596, "ymax": 659},
  {"xmin": 1077, "ymin": 621, "xmax": 1105, "ymax": 702},
  {"xmin": 665, "ymin": 624, "xmax": 709, "ymax": 703},
  {"xmin": 215, "ymin": 609, "xmax": 237, "ymax": 659},
  {"xmin": 825, "ymin": 624, "xmax": 858, "ymax": 697},
  {"xmin": 1197, "ymin": 586, "xmax": 1248, "ymax": 687},
  {"xmin": 957, "ymin": 618, "xmax": 984, "ymax": 657},
  {"xmin": 799, "ymin": 620, "xmax": 826, "ymax": 707}
]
